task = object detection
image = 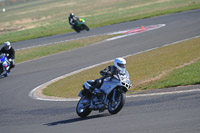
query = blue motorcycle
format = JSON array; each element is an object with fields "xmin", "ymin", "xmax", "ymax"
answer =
[{"xmin": 0, "ymin": 54, "xmax": 10, "ymax": 77}]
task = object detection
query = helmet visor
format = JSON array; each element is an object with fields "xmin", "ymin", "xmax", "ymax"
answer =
[
  {"xmin": 117, "ymin": 63, "xmax": 126, "ymax": 68},
  {"xmin": 4, "ymin": 45, "xmax": 10, "ymax": 50}
]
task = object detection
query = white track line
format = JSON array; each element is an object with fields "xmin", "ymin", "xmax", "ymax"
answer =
[
  {"xmin": 17, "ymin": 24, "xmax": 165, "ymax": 51},
  {"xmin": 107, "ymin": 24, "xmax": 165, "ymax": 41},
  {"xmin": 30, "ymin": 88, "xmax": 200, "ymax": 102},
  {"xmin": 29, "ymin": 31, "xmax": 200, "ymax": 101},
  {"xmin": 127, "ymin": 88, "xmax": 200, "ymax": 98},
  {"xmin": 16, "ymin": 34, "xmax": 103, "ymax": 51}
]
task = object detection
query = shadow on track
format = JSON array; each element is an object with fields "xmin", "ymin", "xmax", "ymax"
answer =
[{"xmin": 44, "ymin": 113, "xmax": 110, "ymax": 126}]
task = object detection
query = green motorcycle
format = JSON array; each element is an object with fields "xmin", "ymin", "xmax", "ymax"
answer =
[{"xmin": 72, "ymin": 18, "xmax": 90, "ymax": 33}]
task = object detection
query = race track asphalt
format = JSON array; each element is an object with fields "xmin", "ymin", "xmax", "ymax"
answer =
[{"xmin": 0, "ymin": 9, "xmax": 200, "ymax": 133}]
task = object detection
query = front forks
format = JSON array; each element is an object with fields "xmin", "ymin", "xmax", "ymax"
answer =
[{"xmin": 112, "ymin": 89, "xmax": 116, "ymax": 102}]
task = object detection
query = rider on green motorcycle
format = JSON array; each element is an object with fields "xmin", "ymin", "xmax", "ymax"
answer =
[
  {"xmin": 68, "ymin": 13, "xmax": 78, "ymax": 27},
  {"xmin": 68, "ymin": 13, "xmax": 89, "ymax": 33}
]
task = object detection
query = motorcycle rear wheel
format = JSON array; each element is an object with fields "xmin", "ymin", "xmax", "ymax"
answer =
[
  {"xmin": 74, "ymin": 28, "xmax": 80, "ymax": 33},
  {"xmin": 76, "ymin": 96, "xmax": 92, "ymax": 118},
  {"xmin": 108, "ymin": 93, "xmax": 125, "ymax": 114},
  {"xmin": 72, "ymin": 25, "xmax": 80, "ymax": 33},
  {"xmin": 82, "ymin": 24, "xmax": 89, "ymax": 31}
]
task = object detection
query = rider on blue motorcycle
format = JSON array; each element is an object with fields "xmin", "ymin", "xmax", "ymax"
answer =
[{"xmin": 0, "ymin": 41, "xmax": 15, "ymax": 72}]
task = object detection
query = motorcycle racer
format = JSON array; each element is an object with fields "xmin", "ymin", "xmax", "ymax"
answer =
[
  {"xmin": 84, "ymin": 57, "xmax": 128, "ymax": 91},
  {"xmin": 100, "ymin": 57, "xmax": 126, "ymax": 76},
  {"xmin": 77, "ymin": 57, "xmax": 131, "ymax": 117},
  {"xmin": 68, "ymin": 13, "xmax": 89, "ymax": 33},
  {"xmin": 68, "ymin": 13, "xmax": 79, "ymax": 27},
  {"xmin": 0, "ymin": 41, "xmax": 15, "ymax": 72}
]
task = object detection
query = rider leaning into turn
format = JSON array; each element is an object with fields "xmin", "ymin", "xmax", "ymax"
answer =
[
  {"xmin": 68, "ymin": 13, "xmax": 79, "ymax": 28},
  {"xmin": 100, "ymin": 57, "xmax": 126, "ymax": 77},
  {"xmin": 86, "ymin": 57, "xmax": 127, "ymax": 90},
  {"xmin": 0, "ymin": 41, "xmax": 15, "ymax": 72}
]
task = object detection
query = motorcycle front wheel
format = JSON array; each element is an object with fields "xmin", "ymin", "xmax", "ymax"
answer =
[
  {"xmin": 108, "ymin": 93, "xmax": 125, "ymax": 115},
  {"xmin": 76, "ymin": 96, "xmax": 92, "ymax": 118}
]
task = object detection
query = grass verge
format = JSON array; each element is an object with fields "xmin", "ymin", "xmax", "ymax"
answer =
[
  {"xmin": 15, "ymin": 34, "xmax": 117, "ymax": 63},
  {"xmin": 0, "ymin": 0, "xmax": 200, "ymax": 43},
  {"xmin": 43, "ymin": 36, "xmax": 200, "ymax": 98},
  {"xmin": 141, "ymin": 59, "xmax": 200, "ymax": 89}
]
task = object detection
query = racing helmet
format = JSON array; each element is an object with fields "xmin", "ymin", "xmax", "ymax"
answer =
[
  {"xmin": 3, "ymin": 41, "xmax": 11, "ymax": 50},
  {"xmin": 114, "ymin": 57, "xmax": 126, "ymax": 73},
  {"xmin": 69, "ymin": 13, "xmax": 74, "ymax": 17}
]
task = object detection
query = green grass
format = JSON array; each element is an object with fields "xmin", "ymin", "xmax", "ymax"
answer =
[
  {"xmin": 144, "ymin": 60, "xmax": 200, "ymax": 89},
  {"xmin": 1, "ymin": 0, "xmax": 200, "ymax": 43},
  {"xmin": 43, "ymin": 37, "xmax": 200, "ymax": 98},
  {"xmin": 1, "ymin": 0, "xmax": 200, "ymax": 98},
  {"xmin": 15, "ymin": 34, "xmax": 117, "ymax": 63}
]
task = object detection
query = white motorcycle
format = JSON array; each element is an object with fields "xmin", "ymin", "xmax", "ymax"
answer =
[{"xmin": 76, "ymin": 70, "xmax": 132, "ymax": 118}]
